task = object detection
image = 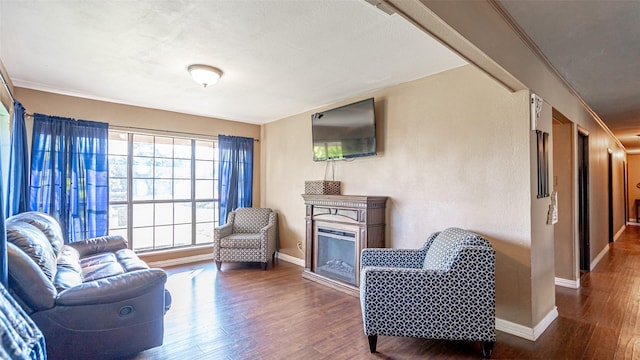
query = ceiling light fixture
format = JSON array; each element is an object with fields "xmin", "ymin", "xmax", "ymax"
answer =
[{"xmin": 187, "ymin": 64, "xmax": 223, "ymax": 88}]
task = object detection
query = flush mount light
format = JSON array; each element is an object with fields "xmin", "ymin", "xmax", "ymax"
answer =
[{"xmin": 187, "ymin": 64, "xmax": 223, "ymax": 88}]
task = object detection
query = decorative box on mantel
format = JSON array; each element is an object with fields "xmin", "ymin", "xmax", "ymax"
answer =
[
  {"xmin": 302, "ymin": 194, "xmax": 387, "ymax": 297},
  {"xmin": 304, "ymin": 180, "xmax": 341, "ymax": 195}
]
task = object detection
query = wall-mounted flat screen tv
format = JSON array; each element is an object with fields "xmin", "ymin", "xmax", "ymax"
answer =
[{"xmin": 311, "ymin": 97, "xmax": 376, "ymax": 161}]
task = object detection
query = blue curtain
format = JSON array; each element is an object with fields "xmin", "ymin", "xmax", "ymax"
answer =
[
  {"xmin": 69, "ymin": 120, "xmax": 109, "ymax": 242},
  {"xmin": 6, "ymin": 101, "xmax": 29, "ymax": 217},
  {"xmin": 218, "ymin": 135, "xmax": 253, "ymax": 225},
  {"xmin": 30, "ymin": 114, "xmax": 109, "ymax": 243}
]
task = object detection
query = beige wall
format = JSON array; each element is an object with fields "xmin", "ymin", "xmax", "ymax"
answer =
[
  {"xmin": 529, "ymin": 100, "xmax": 556, "ymax": 325},
  {"xmin": 414, "ymin": 0, "xmax": 628, "ymax": 250},
  {"xmin": 263, "ymin": 65, "xmax": 536, "ymax": 327},
  {"xmin": 14, "ymin": 87, "xmax": 262, "ymax": 207},
  {"xmin": 553, "ymin": 121, "xmax": 576, "ymax": 280}
]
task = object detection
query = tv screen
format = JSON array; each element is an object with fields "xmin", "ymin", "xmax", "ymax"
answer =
[{"xmin": 311, "ymin": 98, "xmax": 376, "ymax": 161}]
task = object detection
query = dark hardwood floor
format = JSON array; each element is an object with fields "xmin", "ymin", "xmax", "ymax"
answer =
[{"xmin": 131, "ymin": 226, "xmax": 640, "ymax": 359}]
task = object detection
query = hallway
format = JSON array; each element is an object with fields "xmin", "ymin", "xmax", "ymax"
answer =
[{"xmin": 498, "ymin": 224, "xmax": 640, "ymax": 359}]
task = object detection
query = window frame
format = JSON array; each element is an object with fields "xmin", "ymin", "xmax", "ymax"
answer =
[{"xmin": 108, "ymin": 130, "xmax": 219, "ymax": 252}]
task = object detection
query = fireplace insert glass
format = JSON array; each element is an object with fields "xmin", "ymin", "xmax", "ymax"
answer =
[{"xmin": 316, "ymin": 227, "xmax": 356, "ymax": 285}]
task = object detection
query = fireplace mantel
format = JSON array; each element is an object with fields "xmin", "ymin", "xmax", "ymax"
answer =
[{"xmin": 302, "ymin": 194, "xmax": 387, "ymax": 296}]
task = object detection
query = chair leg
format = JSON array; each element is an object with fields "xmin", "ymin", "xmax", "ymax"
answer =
[
  {"xmin": 215, "ymin": 261, "xmax": 221, "ymax": 271},
  {"xmin": 262, "ymin": 262, "xmax": 268, "ymax": 271},
  {"xmin": 367, "ymin": 335, "xmax": 377, "ymax": 353},
  {"xmin": 481, "ymin": 341, "xmax": 494, "ymax": 359}
]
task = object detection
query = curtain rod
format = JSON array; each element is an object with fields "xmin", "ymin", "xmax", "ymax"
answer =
[
  {"xmin": 109, "ymin": 124, "xmax": 259, "ymax": 141},
  {"xmin": 15, "ymin": 103, "xmax": 258, "ymax": 143},
  {"xmin": 0, "ymin": 72, "xmax": 33, "ymax": 117},
  {"xmin": 0, "ymin": 69, "xmax": 15, "ymax": 104}
]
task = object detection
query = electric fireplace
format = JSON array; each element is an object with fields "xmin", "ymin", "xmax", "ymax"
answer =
[
  {"xmin": 316, "ymin": 227, "xmax": 357, "ymax": 286},
  {"xmin": 302, "ymin": 194, "xmax": 387, "ymax": 296}
]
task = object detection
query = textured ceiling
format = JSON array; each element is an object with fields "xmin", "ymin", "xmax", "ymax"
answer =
[
  {"xmin": 0, "ymin": 0, "xmax": 466, "ymax": 124},
  {"xmin": 499, "ymin": 0, "xmax": 640, "ymax": 153},
  {"xmin": 4, "ymin": 0, "xmax": 636, "ymax": 152}
]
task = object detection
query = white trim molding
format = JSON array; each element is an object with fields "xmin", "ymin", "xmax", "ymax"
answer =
[
  {"xmin": 149, "ymin": 252, "xmax": 304, "ymax": 269},
  {"xmin": 555, "ymin": 277, "xmax": 580, "ymax": 289},
  {"xmin": 147, "ymin": 253, "xmax": 213, "ymax": 268},
  {"xmin": 614, "ymin": 225, "xmax": 626, "ymax": 241},
  {"xmin": 496, "ymin": 307, "xmax": 558, "ymax": 341},
  {"xmin": 276, "ymin": 252, "xmax": 305, "ymax": 267},
  {"xmin": 590, "ymin": 244, "xmax": 610, "ymax": 271}
]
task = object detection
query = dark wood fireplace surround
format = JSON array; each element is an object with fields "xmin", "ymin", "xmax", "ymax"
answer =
[{"xmin": 302, "ymin": 194, "xmax": 387, "ymax": 296}]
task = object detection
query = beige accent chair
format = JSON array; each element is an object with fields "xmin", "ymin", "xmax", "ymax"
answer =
[{"xmin": 213, "ymin": 208, "xmax": 277, "ymax": 271}]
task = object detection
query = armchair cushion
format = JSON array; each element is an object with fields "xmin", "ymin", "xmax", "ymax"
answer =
[
  {"xmin": 423, "ymin": 227, "xmax": 488, "ymax": 270},
  {"xmin": 232, "ymin": 207, "xmax": 272, "ymax": 233},
  {"xmin": 220, "ymin": 233, "xmax": 262, "ymax": 248}
]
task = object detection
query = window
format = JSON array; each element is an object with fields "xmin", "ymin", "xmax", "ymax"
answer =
[{"xmin": 108, "ymin": 130, "xmax": 219, "ymax": 252}]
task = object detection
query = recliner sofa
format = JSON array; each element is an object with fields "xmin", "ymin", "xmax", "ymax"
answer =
[{"xmin": 5, "ymin": 211, "xmax": 171, "ymax": 360}]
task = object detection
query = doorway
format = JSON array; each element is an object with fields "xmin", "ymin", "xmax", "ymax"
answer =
[
  {"xmin": 578, "ymin": 130, "xmax": 590, "ymax": 272},
  {"xmin": 608, "ymin": 150, "xmax": 614, "ymax": 243},
  {"xmin": 552, "ymin": 114, "xmax": 576, "ymax": 283},
  {"xmin": 624, "ymin": 161, "xmax": 628, "ymax": 224}
]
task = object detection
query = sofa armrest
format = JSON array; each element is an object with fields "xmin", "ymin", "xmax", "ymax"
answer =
[
  {"xmin": 259, "ymin": 222, "xmax": 276, "ymax": 237},
  {"xmin": 56, "ymin": 268, "xmax": 167, "ymax": 306},
  {"xmin": 67, "ymin": 235, "xmax": 128, "ymax": 257},
  {"xmin": 260, "ymin": 213, "xmax": 278, "ymax": 257},
  {"xmin": 361, "ymin": 266, "xmax": 448, "ymax": 291},
  {"xmin": 260, "ymin": 223, "xmax": 276, "ymax": 234},
  {"xmin": 360, "ymin": 248, "xmax": 425, "ymax": 269},
  {"xmin": 214, "ymin": 223, "xmax": 233, "ymax": 242}
]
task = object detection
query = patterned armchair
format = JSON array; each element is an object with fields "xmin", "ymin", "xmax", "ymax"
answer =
[
  {"xmin": 213, "ymin": 208, "xmax": 278, "ymax": 271},
  {"xmin": 359, "ymin": 227, "xmax": 496, "ymax": 358}
]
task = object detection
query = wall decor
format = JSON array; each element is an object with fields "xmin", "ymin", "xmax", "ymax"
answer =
[{"xmin": 536, "ymin": 130, "xmax": 549, "ymax": 198}]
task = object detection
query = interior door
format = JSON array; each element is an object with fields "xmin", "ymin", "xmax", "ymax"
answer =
[
  {"xmin": 608, "ymin": 150, "xmax": 614, "ymax": 243},
  {"xmin": 578, "ymin": 131, "xmax": 590, "ymax": 272}
]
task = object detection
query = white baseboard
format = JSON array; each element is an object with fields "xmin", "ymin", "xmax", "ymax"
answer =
[
  {"xmin": 147, "ymin": 253, "xmax": 213, "ymax": 268},
  {"xmin": 496, "ymin": 307, "xmax": 558, "ymax": 341},
  {"xmin": 276, "ymin": 252, "xmax": 305, "ymax": 267},
  {"xmin": 614, "ymin": 225, "xmax": 626, "ymax": 241},
  {"xmin": 590, "ymin": 244, "xmax": 610, "ymax": 271},
  {"xmin": 148, "ymin": 252, "xmax": 304, "ymax": 268},
  {"xmin": 555, "ymin": 277, "xmax": 580, "ymax": 289}
]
